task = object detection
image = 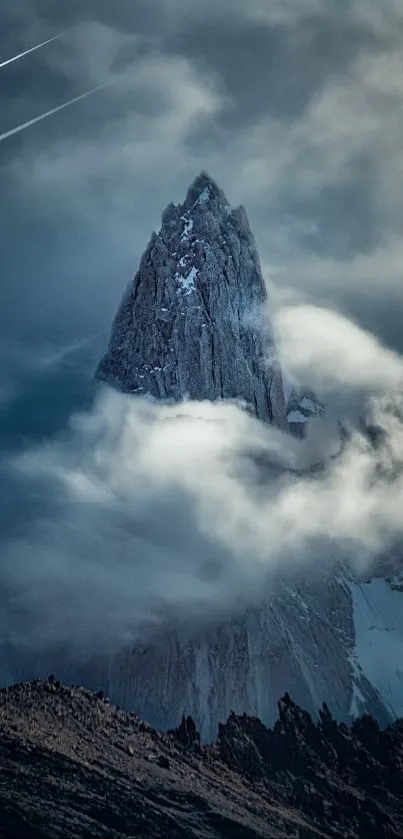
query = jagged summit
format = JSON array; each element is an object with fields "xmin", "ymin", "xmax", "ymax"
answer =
[
  {"xmin": 182, "ymin": 170, "xmax": 230, "ymax": 209},
  {"xmin": 96, "ymin": 174, "xmax": 287, "ymax": 426}
]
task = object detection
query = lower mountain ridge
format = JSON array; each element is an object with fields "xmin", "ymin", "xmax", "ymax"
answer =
[
  {"xmin": 84, "ymin": 569, "xmax": 403, "ymax": 741},
  {"xmin": 4, "ymin": 566, "xmax": 403, "ymax": 742},
  {"xmin": 1, "ymin": 677, "xmax": 403, "ymax": 839}
]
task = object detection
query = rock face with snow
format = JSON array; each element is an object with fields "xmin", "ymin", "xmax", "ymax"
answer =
[
  {"xmin": 82, "ymin": 571, "xmax": 402, "ymax": 741},
  {"xmin": 96, "ymin": 172, "xmax": 287, "ymax": 427},
  {"xmin": 286, "ymin": 387, "xmax": 324, "ymax": 437},
  {"xmin": 4, "ymin": 569, "xmax": 403, "ymax": 742}
]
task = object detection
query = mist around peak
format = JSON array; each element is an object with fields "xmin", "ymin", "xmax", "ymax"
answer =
[{"xmin": 1, "ymin": 297, "xmax": 403, "ymax": 663}]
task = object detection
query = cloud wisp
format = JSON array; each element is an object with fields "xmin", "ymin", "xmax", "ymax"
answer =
[{"xmin": 276, "ymin": 304, "xmax": 403, "ymax": 395}]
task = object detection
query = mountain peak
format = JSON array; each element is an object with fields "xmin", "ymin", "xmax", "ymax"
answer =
[
  {"xmin": 96, "ymin": 176, "xmax": 287, "ymax": 426},
  {"xmin": 183, "ymin": 171, "xmax": 229, "ymax": 209}
]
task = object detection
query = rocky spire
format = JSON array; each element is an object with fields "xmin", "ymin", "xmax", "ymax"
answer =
[{"xmin": 96, "ymin": 172, "xmax": 287, "ymax": 426}]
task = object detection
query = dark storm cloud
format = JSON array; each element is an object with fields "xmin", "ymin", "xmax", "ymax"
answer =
[
  {"xmin": 273, "ymin": 151, "xmax": 382, "ymax": 257},
  {"xmin": 0, "ymin": 0, "xmax": 166, "ymax": 39},
  {"xmin": 170, "ymin": 11, "xmax": 385, "ymax": 129}
]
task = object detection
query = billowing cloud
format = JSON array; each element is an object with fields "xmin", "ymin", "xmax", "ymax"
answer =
[
  {"xmin": 276, "ymin": 304, "xmax": 403, "ymax": 394},
  {"xmin": 2, "ymin": 302, "xmax": 403, "ymax": 655}
]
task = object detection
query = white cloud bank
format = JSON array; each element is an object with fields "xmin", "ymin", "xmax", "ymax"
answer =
[
  {"xmin": 276, "ymin": 304, "xmax": 403, "ymax": 393},
  {"xmin": 1, "ymin": 306, "xmax": 403, "ymax": 653}
]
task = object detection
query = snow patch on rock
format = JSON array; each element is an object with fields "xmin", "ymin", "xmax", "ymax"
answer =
[
  {"xmin": 299, "ymin": 396, "xmax": 323, "ymax": 414},
  {"xmin": 287, "ymin": 410, "xmax": 307, "ymax": 424},
  {"xmin": 176, "ymin": 265, "xmax": 198, "ymax": 295},
  {"xmin": 197, "ymin": 186, "xmax": 211, "ymax": 203},
  {"xmin": 181, "ymin": 216, "xmax": 194, "ymax": 240}
]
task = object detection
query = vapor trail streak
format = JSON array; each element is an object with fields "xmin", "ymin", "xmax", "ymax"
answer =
[
  {"xmin": 0, "ymin": 29, "xmax": 71, "ymax": 70},
  {"xmin": 0, "ymin": 83, "xmax": 110, "ymax": 144},
  {"xmin": 42, "ymin": 331, "xmax": 109, "ymax": 368}
]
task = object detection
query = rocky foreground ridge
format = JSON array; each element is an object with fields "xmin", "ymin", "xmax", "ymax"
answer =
[{"xmin": 1, "ymin": 677, "xmax": 403, "ymax": 839}]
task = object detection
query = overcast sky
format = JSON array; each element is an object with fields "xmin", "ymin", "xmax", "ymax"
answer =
[
  {"xmin": 1, "ymin": 0, "xmax": 403, "ymax": 359},
  {"xmin": 1, "ymin": 1, "xmax": 403, "ymax": 661}
]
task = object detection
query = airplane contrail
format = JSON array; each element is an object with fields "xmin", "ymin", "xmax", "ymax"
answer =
[
  {"xmin": 0, "ymin": 82, "xmax": 110, "ymax": 144},
  {"xmin": 0, "ymin": 29, "xmax": 71, "ymax": 71}
]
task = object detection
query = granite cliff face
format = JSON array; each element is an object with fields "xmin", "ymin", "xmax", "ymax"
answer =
[
  {"xmin": 77, "ymin": 571, "xmax": 402, "ymax": 742},
  {"xmin": 96, "ymin": 172, "xmax": 287, "ymax": 426}
]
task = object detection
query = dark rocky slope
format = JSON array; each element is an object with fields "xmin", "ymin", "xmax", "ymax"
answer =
[{"xmin": 1, "ymin": 678, "xmax": 403, "ymax": 839}]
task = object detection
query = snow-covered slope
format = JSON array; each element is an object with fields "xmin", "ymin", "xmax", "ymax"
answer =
[{"xmin": 96, "ymin": 172, "xmax": 287, "ymax": 426}]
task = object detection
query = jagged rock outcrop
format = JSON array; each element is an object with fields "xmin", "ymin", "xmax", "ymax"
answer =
[
  {"xmin": 96, "ymin": 172, "xmax": 287, "ymax": 426},
  {"xmin": 1, "ymin": 678, "xmax": 403, "ymax": 839},
  {"xmin": 285, "ymin": 387, "xmax": 324, "ymax": 436},
  {"xmin": 169, "ymin": 714, "xmax": 201, "ymax": 752},
  {"xmin": 217, "ymin": 694, "xmax": 403, "ymax": 837}
]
